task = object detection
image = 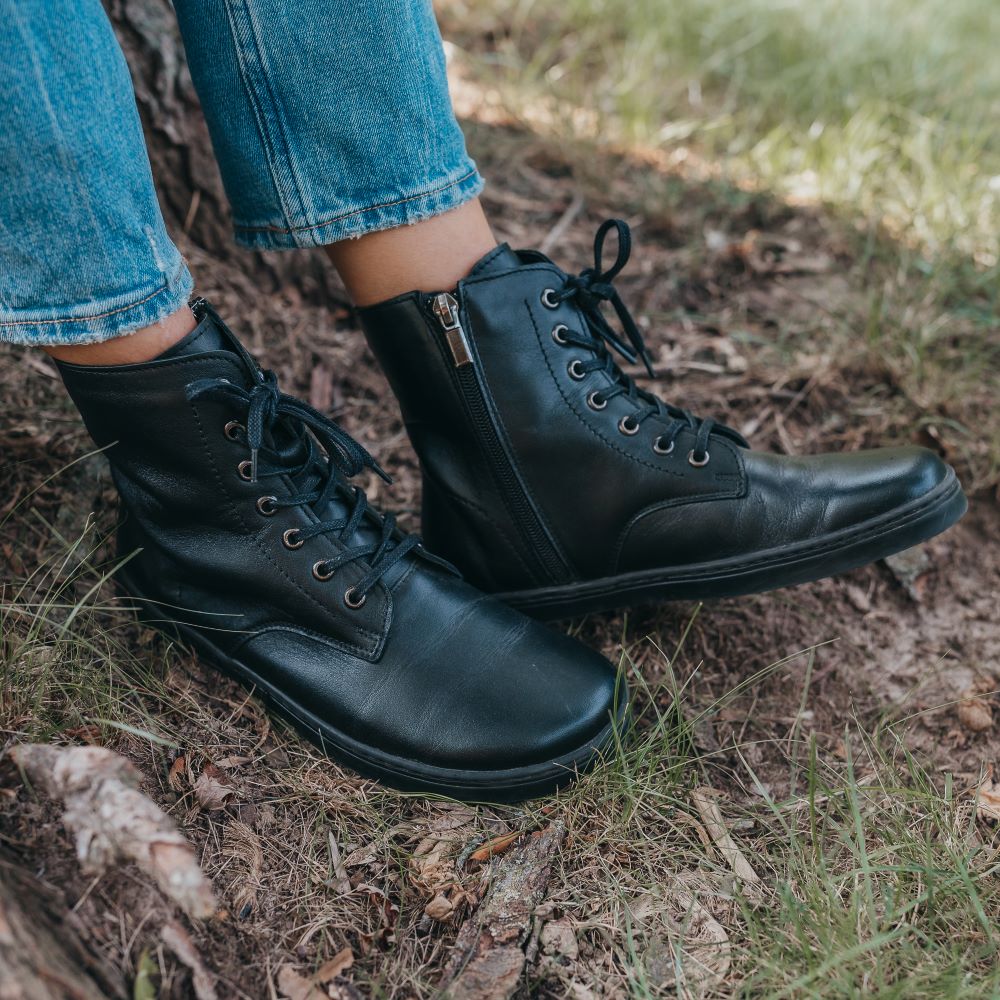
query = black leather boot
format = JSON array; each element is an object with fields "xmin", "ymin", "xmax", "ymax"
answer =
[
  {"xmin": 359, "ymin": 220, "xmax": 967, "ymax": 619},
  {"xmin": 57, "ymin": 300, "xmax": 624, "ymax": 801}
]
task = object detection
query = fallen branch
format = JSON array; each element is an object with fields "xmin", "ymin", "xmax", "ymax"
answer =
[
  {"xmin": 441, "ymin": 821, "xmax": 566, "ymax": 1000},
  {"xmin": 8, "ymin": 743, "xmax": 216, "ymax": 919}
]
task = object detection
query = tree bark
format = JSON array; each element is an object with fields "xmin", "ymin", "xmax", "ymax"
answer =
[
  {"xmin": 440, "ymin": 822, "xmax": 567, "ymax": 1000},
  {"xmin": 0, "ymin": 849, "xmax": 125, "ymax": 1000}
]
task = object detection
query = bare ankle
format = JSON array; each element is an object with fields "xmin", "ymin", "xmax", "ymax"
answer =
[
  {"xmin": 325, "ymin": 198, "xmax": 497, "ymax": 306},
  {"xmin": 43, "ymin": 305, "xmax": 198, "ymax": 365}
]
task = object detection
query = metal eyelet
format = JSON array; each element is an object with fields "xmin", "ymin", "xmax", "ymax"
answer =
[
  {"xmin": 237, "ymin": 460, "xmax": 253, "ymax": 481},
  {"xmin": 688, "ymin": 449, "xmax": 711, "ymax": 468},
  {"xmin": 618, "ymin": 415, "xmax": 640, "ymax": 436},
  {"xmin": 541, "ymin": 288, "xmax": 560, "ymax": 309},
  {"xmin": 224, "ymin": 420, "xmax": 245, "ymax": 441},
  {"xmin": 587, "ymin": 391, "xmax": 607, "ymax": 411},
  {"xmin": 344, "ymin": 588, "xmax": 367, "ymax": 610},
  {"xmin": 312, "ymin": 561, "xmax": 335, "ymax": 582},
  {"xmin": 653, "ymin": 436, "xmax": 675, "ymax": 455},
  {"xmin": 568, "ymin": 360, "xmax": 586, "ymax": 381},
  {"xmin": 256, "ymin": 495, "xmax": 278, "ymax": 516},
  {"xmin": 551, "ymin": 324, "xmax": 569, "ymax": 345},
  {"xmin": 283, "ymin": 528, "xmax": 304, "ymax": 550}
]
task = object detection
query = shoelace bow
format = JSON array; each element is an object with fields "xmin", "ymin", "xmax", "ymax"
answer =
[
  {"xmin": 188, "ymin": 369, "xmax": 447, "ymax": 601},
  {"xmin": 553, "ymin": 218, "xmax": 748, "ymax": 458}
]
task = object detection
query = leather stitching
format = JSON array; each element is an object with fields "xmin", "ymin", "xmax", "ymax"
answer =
[
  {"xmin": 455, "ymin": 294, "xmax": 576, "ymax": 579},
  {"xmin": 553, "ymin": 474, "xmax": 962, "ymax": 596},
  {"xmin": 461, "ymin": 261, "xmax": 563, "ymax": 289},
  {"xmin": 423, "ymin": 300, "xmax": 568, "ymax": 585},
  {"xmin": 611, "ymin": 486, "xmax": 752, "ymax": 574}
]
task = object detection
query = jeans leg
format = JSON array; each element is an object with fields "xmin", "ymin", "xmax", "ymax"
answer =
[
  {"xmin": 0, "ymin": 0, "xmax": 193, "ymax": 346},
  {"xmin": 172, "ymin": 0, "xmax": 483, "ymax": 250}
]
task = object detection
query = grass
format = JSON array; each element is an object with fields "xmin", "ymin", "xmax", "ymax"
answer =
[
  {"xmin": 547, "ymin": 638, "xmax": 1000, "ymax": 998},
  {"xmin": 443, "ymin": 0, "xmax": 1000, "ymax": 265},
  {"xmin": 443, "ymin": 0, "xmax": 1000, "ymax": 490}
]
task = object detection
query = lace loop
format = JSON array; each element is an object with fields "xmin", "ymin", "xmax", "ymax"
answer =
[
  {"xmin": 553, "ymin": 219, "xmax": 749, "ymax": 456},
  {"xmin": 556, "ymin": 219, "xmax": 655, "ymax": 377},
  {"xmin": 203, "ymin": 369, "xmax": 392, "ymax": 487}
]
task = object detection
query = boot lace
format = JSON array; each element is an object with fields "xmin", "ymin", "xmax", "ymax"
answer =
[
  {"xmin": 188, "ymin": 368, "xmax": 452, "ymax": 603},
  {"xmin": 549, "ymin": 219, "xmax": 748, "ymax": 462}
]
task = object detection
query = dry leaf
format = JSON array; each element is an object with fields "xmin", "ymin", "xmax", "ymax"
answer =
[
  {"xmin": 342, "ymin": 845, "xmax": 378, "ymax": 868},
  {"xmin": 469, "ymin": 830, "xmax": 523, "ymax": 863},
  {"xmin": 327, "ymin": 832, "xmax": 352, "ymax": 894},
  {"xmin": 315, "ymin": 946, "xmax": 354, "ymax": 982},
  {"xmin": 410, "ymin": 812, "xmax": 478, "ymax": 896},
  {"xmin": 61, "ymin": 724, "xmax": 103, "ymax": 745},
  {"xmin": 215, "ymin": 755, "xmax": 252, "ymax": 769},
  {"xmin": 195, "ymin": 766, "xmax": 235, "ymax": 811},
  {"xmin": 424, "ymin": 893, "xmax": 455, "ymax": 921},
  {"xmin": 277, "ymin": 948, "xmax": 354, "ymax": 1000},
  {"xmin": 690, "ymin": 787, "xmax": 759, "ymax": 885},
  {"xmin": 975, "ymin": 776, "xmax": 1000, "ymax": 821},
  {"xmin": 958, "ymin": 695, "xmax": 993, "ymax": 733},
  {"xmin": 168, "ymin": 755, "xmax": 187, "ymax": 791},
  {"xmin": 884, "ymin": 546, "xmax": 932, "ymax": 601},
  {"xmin": 643, "ymin": 889, "xmax": 731, "ymax": 997},
  {"xmin": 277, "ymin": 965, "xmax": 325, "ymax": 1000},
  {"xmin": 162, "ymin": 920, "xmax": 218, "ymax": 1000},
  {"xmin": 540, "ymin": 919, "xmax": 578, "ymax": 960}
]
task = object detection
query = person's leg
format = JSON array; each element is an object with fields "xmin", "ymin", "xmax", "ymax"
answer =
[
  {"xmin": 44, "ymin": 307, "xmax": 197, "ymax": 364},
  {"xmin": 325, "ymin": 198, "xmax": 496, "ymax": 306},
  {"xmin": 170, "ymin": 0, "xmax": 965, "ymax": 614},
  {"xmin": 171, "ymin": 0, "xmax": 494, "ymax": 303},
  {"xmin": 0, "ymin": 0, "xmax": 195, "ymax": 356}
]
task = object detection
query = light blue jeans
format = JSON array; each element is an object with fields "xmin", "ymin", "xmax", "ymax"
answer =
[{"xmin": 0, "ymin": 0, "xmax": 482, "ymax": 345}]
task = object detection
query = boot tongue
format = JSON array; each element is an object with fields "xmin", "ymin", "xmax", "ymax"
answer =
[
  {"xmin": 158, "ymin": 302, "xmax": 264, "ymax": 392},
  {"xmin": 466, "ymin": 243, "xmax": 523, "ymax": 278},
  {"xmin": 157, "ymin": 311, "xmax": 233, "ymax": 360}
]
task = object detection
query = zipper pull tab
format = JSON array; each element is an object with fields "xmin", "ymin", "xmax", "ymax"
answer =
[{"xmin": 431, "ymin": 292, "xmax": 473, "ymax": 367}]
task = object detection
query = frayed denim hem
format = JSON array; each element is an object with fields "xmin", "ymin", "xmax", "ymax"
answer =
[
  {"xmin": 0, "ymin": 259, "xmax": 195, "ymax": 347},
  {"xmin": 233, "ymin": 168, "xmax": 484, "ymax": 251}
]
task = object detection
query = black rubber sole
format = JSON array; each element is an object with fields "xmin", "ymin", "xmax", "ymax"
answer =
[
  {"xmin": 119, "ymin": 580, "xmax": 627, "ymax": 803},
  {"xmin": 498, "ymin": 469, "xmax": 968, "ymax": 621}
]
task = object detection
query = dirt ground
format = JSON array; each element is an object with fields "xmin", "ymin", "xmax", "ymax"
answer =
[{"xmin": 1, "ymin": 113, "xmax": 998, "ymax": 998}]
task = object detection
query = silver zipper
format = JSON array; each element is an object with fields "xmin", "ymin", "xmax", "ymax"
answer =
[{"xmin": 431, "ymin": 292, "xmax": 473, "ymax": 367}]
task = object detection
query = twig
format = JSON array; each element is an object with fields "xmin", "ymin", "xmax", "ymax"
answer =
[{"xmin": 539, "ymin": 193, "xmax": 585, "ymax": 255}]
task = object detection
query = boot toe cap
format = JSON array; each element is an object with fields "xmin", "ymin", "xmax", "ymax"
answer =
[
  {"xmin": 741, "ymin": 444, "xmax": 952, "ymax": 536},
  {"xmin": 815, "ymin": 445, "xmax": 951, "ymax": 530},
  {"xmin": 327, "ymin": 571, "xmax": 624, "ymax": 774},
  {"xmin": 405, "ymin": 604, "xmax": 623, "ymax": 771}
]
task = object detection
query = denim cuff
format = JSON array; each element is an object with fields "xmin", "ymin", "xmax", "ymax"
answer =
[
  {"xmin": 232, "ymin": 167, "xmax": 484, "ymax": 251},
  {"xmin": 0, "ymin": 255, "xmax": 194, "ymax": 347}
]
